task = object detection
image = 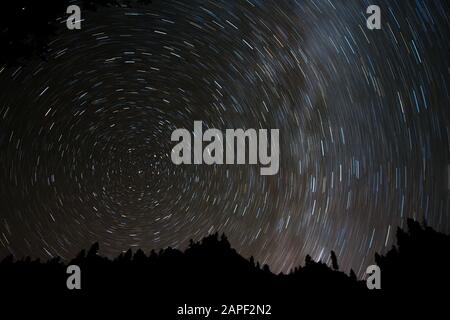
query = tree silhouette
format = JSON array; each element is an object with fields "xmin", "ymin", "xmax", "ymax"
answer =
[
  {"xmin": 330, "ymin": 250, "xmax": 339, "ymax": 270},
  {"xmin": 0, "ymin": 218, "xmax": 449, "ymax": 316}
]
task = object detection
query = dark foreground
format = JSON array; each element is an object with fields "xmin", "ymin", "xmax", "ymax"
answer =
[{"xmin": 1, "ymin": 218, "xmax": 448, "ymax": 318}]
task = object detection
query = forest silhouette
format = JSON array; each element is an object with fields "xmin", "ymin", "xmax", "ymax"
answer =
[{"xmin": 1, "ymin": 218, "xmax": 449, "ymax": 316}]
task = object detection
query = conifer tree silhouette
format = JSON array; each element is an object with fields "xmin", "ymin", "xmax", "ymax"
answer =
[{"xmin": 330, "ymin": 251, "xmax": 339, "ymax": 270}]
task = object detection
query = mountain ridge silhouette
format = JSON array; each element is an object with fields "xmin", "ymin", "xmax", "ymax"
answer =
[
  {"xmin": 0, "ymin": 218, "xmax": 448, "ymax": 317},
  {"xmin": 1, "ymin": 218, "xmax": 449, "ymax": 292}
]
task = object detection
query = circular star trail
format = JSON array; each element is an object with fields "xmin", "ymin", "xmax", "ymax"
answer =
[{"xmin": 0, "ymin": 0, "xmax": 448, "ymax": 275}]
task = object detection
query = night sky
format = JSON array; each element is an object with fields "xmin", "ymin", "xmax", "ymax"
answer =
[{"xmin": 0, "ymin": 0, "xmax": 448, "ymax": 276}]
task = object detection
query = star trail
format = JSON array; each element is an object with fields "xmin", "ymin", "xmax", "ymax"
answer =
[{"xmin": 0, "ymin": 0, "xmax": 448, "ymax": 276}]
